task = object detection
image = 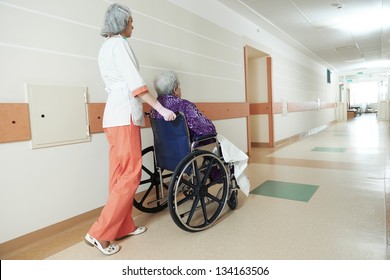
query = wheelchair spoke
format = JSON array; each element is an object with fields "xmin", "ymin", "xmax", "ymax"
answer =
[
  {"xmin": 162, "ymin": 172, "xmax": 173, "ymax": 180},
  {"xmin": 176, "ymin": 179, "xmax": 196, "ymax": 206},
  {"xmin": 177, "ymin": 192, "xmax": 195, "ymax": 206},
  {"xmin": 192, "ymin": 160, "xmax": 201, "ymax": 181},
  {"xmin": 140, "ymin": 177, "xmax": 152, "ymax": 185},
  {"xmin": 181, "ymin": 177, "xmax": 195, "ymax": 188},
  {"xmin": 206, "ymin": 193, "xmax": 224, "ymax": 212},
  {"xmin": 200, "ymin": 197, "xmax": 209, "ymax": 224},
  {"xmin": 205, "ymin": 192, "xmax": 224, "ymax": 206},
  {"xmin": 138, "ymin": 183, "xmax": 155, "ymax": 205},
  {"xmin": 201, "ymin": 158, "xmax": 215, "ymax": 185},
  {"xmin": 186, "ymin": 196, "xmax": 200, "ymax": 226},
  {"xmin": 142, "ymin": 165, "xmax": 154, "ymax": 177}
]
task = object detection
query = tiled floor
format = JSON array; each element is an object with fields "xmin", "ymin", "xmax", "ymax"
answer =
[{"xmin": 6, "ymin": 114, "xmax": 390, "ymax": 260}]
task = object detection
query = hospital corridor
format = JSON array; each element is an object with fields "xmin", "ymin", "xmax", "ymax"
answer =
[{"xmin": 4, "ymin": 113, "xmax": 389, "ymax": 260}]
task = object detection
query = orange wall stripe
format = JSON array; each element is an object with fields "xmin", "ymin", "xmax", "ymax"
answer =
[
  {"xmin": 88, "ymin": 103, "xmax": 105, "ymax": 134},
  {"xmin": 88, "ymin": 102, "xmax": 249, "ymax": 133},
  {"xmin": 195, "ymin": 102, "xmax": 249, "ymax": 120},
  {"xmin": 249, "ymin": 103, "xmax": 270, "ymax": 114},
  {"xmin": 1, "ymin": 101, "xmax": 335, "ymax": 141},
  {"xmin": 0, "ymin": 103, "xmax": 31, "ymax": 143},
  {"xmin": 250, "ymin": 102, "xmax": 336, "ymax": 115}
]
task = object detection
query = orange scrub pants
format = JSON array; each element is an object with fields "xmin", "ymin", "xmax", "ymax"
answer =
[{"xmin": 88, "ymin": 122, "xmax": 142, "ymax": 241}]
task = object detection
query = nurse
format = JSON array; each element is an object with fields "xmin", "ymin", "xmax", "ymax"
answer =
[{"xmin": 84, "ymin": 3, "xmax": 176, "ymax": 255}]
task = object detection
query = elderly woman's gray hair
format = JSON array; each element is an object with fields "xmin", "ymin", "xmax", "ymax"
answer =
[
  {"xmin": 101, "ymin": 3, "xmax": 132, "ymax": 37},
  {"xmin": 153, "ymin": 71, "xmax": 180, "ymax": 96}
]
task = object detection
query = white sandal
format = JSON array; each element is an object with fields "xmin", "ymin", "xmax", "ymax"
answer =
[
  {"xmin": 85, "ymin": 233, "xmax": 120, "ymax": 255},
  {"xmin": 116, "ymin": 226, "xmax": 147, "ymax": 240},
  {"xmin": 128, "ymin": 226, "xmax": 147, "ymax": 236}
]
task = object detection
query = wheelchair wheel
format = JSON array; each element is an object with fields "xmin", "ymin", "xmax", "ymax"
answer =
[
  {"xmin": 168, "ymin": 150, "xmax": 229, "ymax": 232},
  {"xmin": 134, "ymin": 146, "xmax": 172, "ymax": 213}
]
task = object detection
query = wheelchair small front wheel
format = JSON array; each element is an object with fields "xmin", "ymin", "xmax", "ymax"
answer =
[
  {"xmin": 227, "ymin": 190, "xmax": 238, "ymax": 210},
  {"xmin": 168, "ymin": 150, "xmax": 229, "ymax": 232},
  {"xmin": 134, "ymin": 146, "xmax": 171, "ymax": 213}
]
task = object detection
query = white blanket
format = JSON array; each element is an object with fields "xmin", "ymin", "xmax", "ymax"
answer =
[{"xmin": 217, "ymin": 134, "xmax": 250, "ymax": 196}]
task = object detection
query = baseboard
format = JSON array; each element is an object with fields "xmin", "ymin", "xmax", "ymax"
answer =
[
  {"xmin": 251, "ymin": 142, "xmax": 272, "ymax": 148},
  {"xmin": 274, "ymin": 134, "xmax": 302, "ymax": 147},
  {"xmin": 274, "ymin": 121, "xmax": 336, "ymax": 147},
  {"xmin": 0, "ymin": 187, "xmax": 151, "ymax": 259},
  {"xmin": 0, "ymin": 207, "xmax": 102, "ymax": 259}
]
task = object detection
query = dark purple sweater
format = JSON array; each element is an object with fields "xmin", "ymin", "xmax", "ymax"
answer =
[{"xmin": 150, "ymin": 95, "xmax": 216, "ymax": 141}]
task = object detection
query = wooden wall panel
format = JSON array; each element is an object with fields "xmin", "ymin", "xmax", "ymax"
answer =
[
  {"xmin": 88, "ymin": 103, "xmax": 155, "ymax": 133},
  {"xmin": 144, "ymin": 102, "xmax": 249, "ymax": 127},
  {"xmin": 320, "ymin": 102, "xmax": 336, "ymax": 109},
  {"xmin": 250, "ymin": 102, "xmax": 336, "ymax": 115},
  {"xmin": 88, "ymin": 102, "xmax": 250, "ymax": 133},
  {"xmin": 0, "ymin": 103, "xmax": 31, "ymax": 143},
  {"xmin": 196, "ymin": 102, "xmax": 249, "ymax": 120},
  {"xmin": 88, "ymin": 103, "xmax": 105, "ymax": 134},
  {"xmin": 1, "ymin": 102, "xmax": 250, "ymax": 141},
  {"xmin": 288, "ymin": 101, "xmax": 318, "ymax": 112},
  {"xmin": 273, "ymin": 103, "xmax": 283, "ymax": 114},
  {"xmin": 249, "ymin": 103, "xmax": 271, "ymax": 114},
  {"xmin": 0, "ymin": 101, "xmax": 334, "ymax": 142}
]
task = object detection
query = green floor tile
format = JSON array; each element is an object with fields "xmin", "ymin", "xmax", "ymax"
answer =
[
  {"xmin": 250, "ymin": 180, "xmax": 319, "ymax": 202},
  {"xmin": 311, "ymin": 147, "xmax": 347, "ymax": 153}
]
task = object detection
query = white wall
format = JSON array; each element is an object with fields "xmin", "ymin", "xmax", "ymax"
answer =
[
  {"xmin": 272, "ymin": 56, "xmax": 336, "ymax": 141},
  {"xmin": 171, "ymin": 0, "xmax": 336, "ymax": 143},
  {"xmin": 0, "ymin": 0, "xmax": 335, "ymax": 243}
]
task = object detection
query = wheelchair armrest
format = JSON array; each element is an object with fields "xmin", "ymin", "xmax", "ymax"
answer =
[
  {"xmin": 191, "ymin": 134, "xmax": 218, "ymax": 150},
  {"xmin": 193, "ymin": 133, "xmax": 217, "ymax": 142}
]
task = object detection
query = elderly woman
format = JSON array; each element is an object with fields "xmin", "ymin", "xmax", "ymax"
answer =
[
  {"xmin": 151, "ymin": 70, "xmax": 250, "ymax": 196},
  {"xmin": 150, "ymin": 71, "xmax": 216, "ymax": 141},
  {"xmin": 85, "ymin": 4, "xmax": 176, "ymax": 256}
]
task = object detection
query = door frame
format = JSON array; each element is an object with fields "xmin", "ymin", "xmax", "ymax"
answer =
[{"xmin": 244, "ymin": 45, "xmax": 274, "ymax": 151}]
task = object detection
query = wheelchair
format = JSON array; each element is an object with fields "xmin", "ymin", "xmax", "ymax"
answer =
[{"xmin": 134, "ymin": 112, "xmax": 239, "ymax": 232}]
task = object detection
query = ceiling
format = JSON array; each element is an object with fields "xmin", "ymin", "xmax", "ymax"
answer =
[{"xmin": 218, "ymin": 0, "xmax": 390, "ymax": 75}]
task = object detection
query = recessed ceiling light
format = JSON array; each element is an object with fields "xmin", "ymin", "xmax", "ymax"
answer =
[{"xmin": 331, "ymin": 3, "xmax": 343, "ymax": 9}]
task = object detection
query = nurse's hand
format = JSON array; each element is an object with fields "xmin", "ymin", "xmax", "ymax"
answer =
[{"xmin": 158, "ymin": 107, "xmax": 176, "ymax": 121}]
